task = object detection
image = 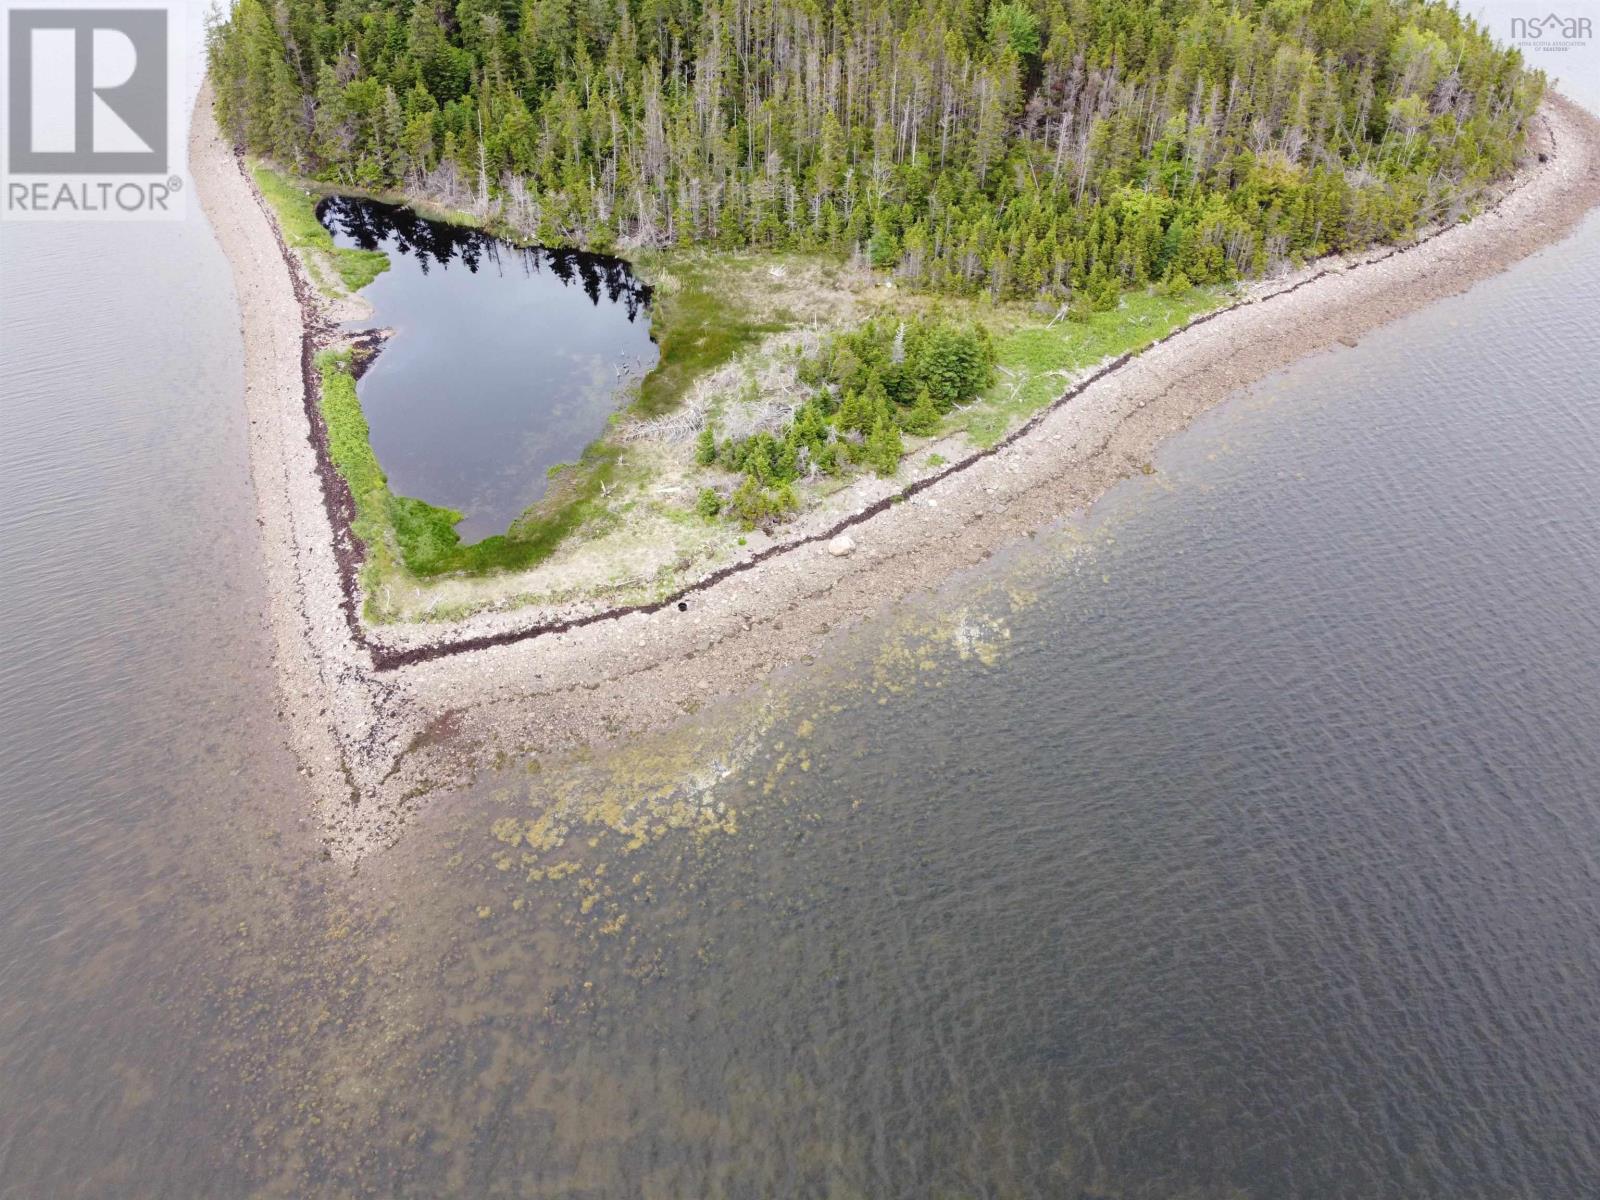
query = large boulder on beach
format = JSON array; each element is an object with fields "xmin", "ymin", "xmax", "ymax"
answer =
[{"xmin": 827, "ymin": 534, "xmax": 857, "ymax": 558}]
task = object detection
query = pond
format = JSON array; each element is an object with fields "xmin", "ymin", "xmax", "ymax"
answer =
[{"xmin": 319, "ymin": 197, "xmax": 657, "ymax": 543}]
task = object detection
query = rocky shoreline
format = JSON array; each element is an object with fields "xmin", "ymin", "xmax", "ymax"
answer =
[{"xmin": 193, "ymin": 83, "xmax": 1600, "ymax": 858}]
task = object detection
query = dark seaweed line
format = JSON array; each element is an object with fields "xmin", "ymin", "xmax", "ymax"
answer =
[
  {"xmin": 238, "ymin": 114, "xmax": 1546, "ymax": 675},
  {"xmin": 236, "ymin": 148, "xmax": 377, "ymax": 662}
]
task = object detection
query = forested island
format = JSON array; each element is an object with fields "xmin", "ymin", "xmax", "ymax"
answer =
[{"xmin": 206, "ymin": 0, "xmax": 1545, "ymax": 623}]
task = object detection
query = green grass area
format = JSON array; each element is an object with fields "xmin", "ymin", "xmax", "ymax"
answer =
[
  {"xmin": 391, "ymin": 442, "xmax": 622, "ymax": 576},
  {"xmin": 956, "ymin": 285, "xmax": 1229, "ymax": 447},
  {"xmin": 251, "ymin": 163, "xmax": 389, "ymax": 294},
  {"xmin": 316, "ymin": 348, "xmax": 403, "ymax": 594},
  {"xmin": 630, "ymin": 252, "xmax": 788, "ymax": 416}
]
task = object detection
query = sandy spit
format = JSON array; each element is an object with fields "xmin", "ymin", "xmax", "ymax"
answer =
[{"xmin": 193, "ymin": 85, "xmax": 1600, "ymax": 858}]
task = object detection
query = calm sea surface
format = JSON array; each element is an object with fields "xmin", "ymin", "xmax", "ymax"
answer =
[{"xmin": 2, "ymin": 28, "xmax": 1598, "ymax": 1200}]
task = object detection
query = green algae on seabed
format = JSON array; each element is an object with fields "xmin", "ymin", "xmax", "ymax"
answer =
[
  {"xmin": 464, "ymin": 550, "xmax": 1087, "ymax": 944},
  {"xmin": 180, "ymin": 513, "xmax": 1144, "ymax": 1200}
]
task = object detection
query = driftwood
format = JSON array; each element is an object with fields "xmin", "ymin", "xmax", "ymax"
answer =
[{"xmin": 617, "ymin": 327, "xmax": 824, "ymax": 445}]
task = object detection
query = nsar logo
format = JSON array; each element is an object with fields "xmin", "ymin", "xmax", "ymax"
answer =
[{"xmin": 1510, "ymin": 11, "xmax": 1593, "ymax": 52}]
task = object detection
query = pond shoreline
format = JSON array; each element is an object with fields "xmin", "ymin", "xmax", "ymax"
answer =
[{"xmin": 194, "ymin": 83, "xmax": 1600, "ymax": 857}]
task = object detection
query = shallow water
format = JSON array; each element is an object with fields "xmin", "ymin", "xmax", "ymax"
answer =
[
  {"xmin": 4, "ymin": 27, "xmax": 1600, "ymax": 1198},
  {"xmin": 321, "ymin": 196, "xmax": 656, "ymax": 542}
]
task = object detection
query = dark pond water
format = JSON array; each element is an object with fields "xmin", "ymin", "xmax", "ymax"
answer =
[
  {"xmin": 4, "ymin": 29, "xmax": 1600, "ymax": 1196},
  {"xmin": 320, "ymin": 197, "xmax": 656, "ymax": 542}
]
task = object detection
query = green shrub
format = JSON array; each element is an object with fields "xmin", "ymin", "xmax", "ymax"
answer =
[
  {"xmin": 726, "ymin": 476, "xmax": 797, "ymax": 528},
  {"xmin": 868, "ymin": 222, "xmax": 900, "ymax": 269},
  {"xmin": 900, "ymin": 387, "xmax": 942, "ymax": 435},
  {"xmin": 695, "ymin": 425, "xmax": 717, "ymax": 466},
  {"xmin": 866, "ymin": 416, "xmax": 904, "ymax": 476},
  {"xmin": 806, "ymin": 315, "xmax": 995, "ymax": 411}
]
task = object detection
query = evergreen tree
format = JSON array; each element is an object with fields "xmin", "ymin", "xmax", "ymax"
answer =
[
  {"xmin": 866, "ymin": 415, "xmax": 905, "ymax": 476},
  {"xmin": 209, "ymin": 0, "xmax": 1542, "ymax": 299}
]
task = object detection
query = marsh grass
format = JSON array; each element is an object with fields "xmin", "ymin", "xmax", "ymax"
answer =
[
  {"xmin": 630, "ymin": 252, "xmax": 789, "ymax": 416},
  {"xmin": 251, "ymin": 163, "xmax": 389, "ymax": 295},
  {"xmin": 390, "ymin": 443, "xmax": 624, "ymax": 574},
  {"xmin": 958, "ymin": 285, "xmax": 1229, "ymax": 447}
]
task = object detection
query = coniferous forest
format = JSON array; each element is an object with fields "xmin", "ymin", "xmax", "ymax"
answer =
[{"xmin": 209, "ymin": 0, "xmax": 1542, "ymax": 301}]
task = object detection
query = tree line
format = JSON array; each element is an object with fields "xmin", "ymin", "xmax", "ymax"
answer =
[{"xmin": 209, "ymin": 0, "xmax": 1543, "ymax": 300}]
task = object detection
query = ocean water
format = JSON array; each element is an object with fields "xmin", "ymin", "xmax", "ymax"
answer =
[{"xmin": 2, "ymin": 13, "xmax": 1598, "ymax": 1196}]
